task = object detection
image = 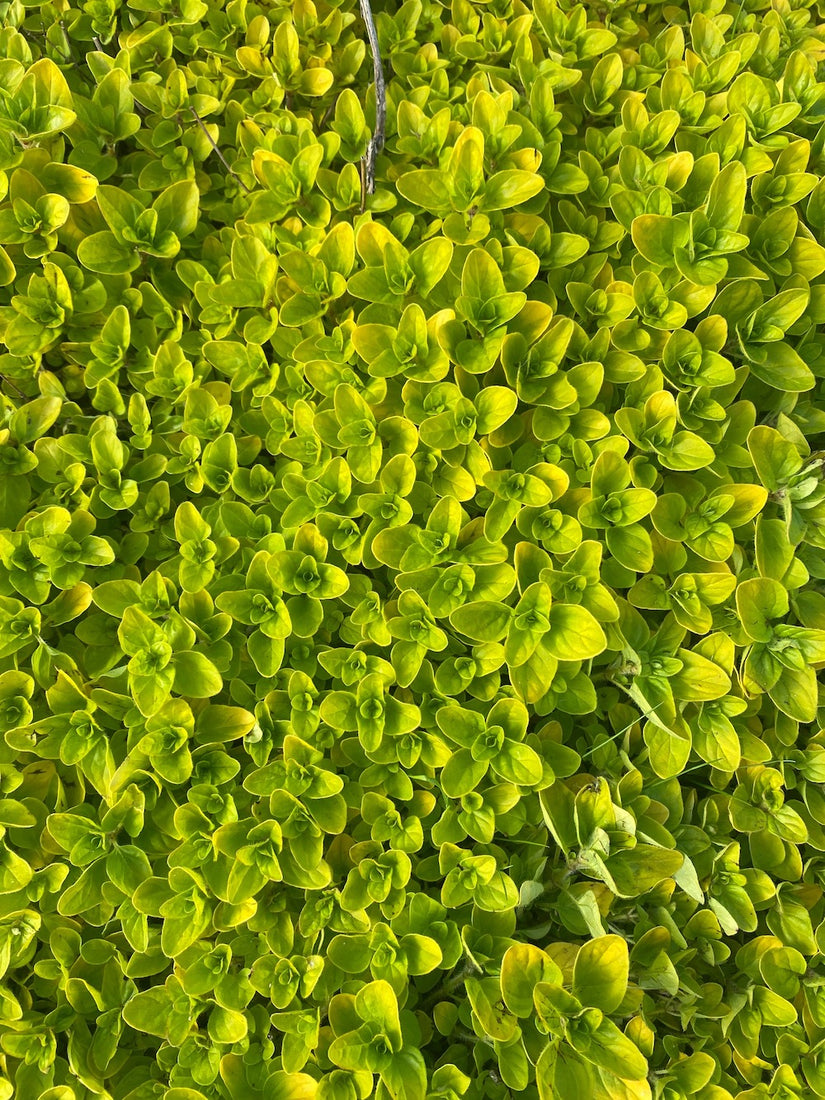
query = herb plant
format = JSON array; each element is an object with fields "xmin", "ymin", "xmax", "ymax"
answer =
[{"xmin": 1, "ymin": 0, "xmax": 825, "ymax": 1098}]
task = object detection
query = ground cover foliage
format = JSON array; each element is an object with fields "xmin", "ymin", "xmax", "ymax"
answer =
[{"xmin": 2, "ymin": 0, "xmax": 825, "ymax": 1096}]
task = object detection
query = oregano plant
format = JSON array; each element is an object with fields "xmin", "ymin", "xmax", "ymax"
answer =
[{"xmin": 0, "ymin": 0, "xmax": 824, "ymax": 1098}]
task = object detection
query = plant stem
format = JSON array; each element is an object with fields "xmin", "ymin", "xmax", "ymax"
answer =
[
  {"xmin": 418, "ymin": 955, "xmax": 483, "ymax": 1013},
  {"xmin": 359, "ymin": 157, "xmax": 367, "ymax": 215},
  {"xmin": 0, "ymin": 375, "xmax": 29, "ymax": 400},
  {"xmin": 60, "ymin": 21, "xmax": 81, "ymax": 66},
  {"xmin": 359, "ymin": 0, "xmax": 386, "ymax": 201},
  {"xmin": 318, "ymin": 101, "xmax": 336, "ymax": 131},
  {"xmin": 189, "ymin": 107, "xmax": 251, "ymax": 193}
]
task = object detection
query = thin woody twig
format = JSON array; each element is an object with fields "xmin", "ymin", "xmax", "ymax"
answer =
[
  {"xmin": 318, "ymin": 100, "xmax": 336, "ymax": 131},
  {"xmin": 189, "ymin": 107, "xmax": 251, "ymax": 193},
  {"xmin": 359, "ymin": 156, "xmax": 367, "ymax": 215},
  {"xmin": 359, "ymin": 0, "xmax": 386, "ymax": 202},
  {"xmin": 0, "ymin": 375, "xmax": 29, "ymax": 400},
  {"xmin": 60, "ymin": 21, "xmax": 81, "ymax": 66}
]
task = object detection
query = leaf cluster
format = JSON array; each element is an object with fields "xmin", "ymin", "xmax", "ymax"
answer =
[{"xmin": 1, "ymin": 1, "xmax": 825, "ymax": 1099}]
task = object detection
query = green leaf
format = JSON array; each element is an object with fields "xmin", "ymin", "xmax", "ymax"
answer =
[
  {"xmin": 461, "ymin": 247, "xmax": 506, "ymax": 302},
  {"xmin": 538, "ymin": 1044, "xmax": 596, "ymax": 1100},
  {"xmin": 745, "ymin": 342, "xmax": 815, "ymax": 392},
  {"xmin": 441, "ymin": 749, "xmax": 487, "ymax": 798},
  {"xmin": 493, "ymin": 740, "xmax": 544, "ymax": 786},
  {"xmin": 153, "ymin": 180, "xmax": 200, "ymax": 239},
  {"xmin": 736, "ymin": 578, "xmax": 789, "ymax": 642},
  {"xmin": 265, "ymin": 1073, "xmax": 319, "ymax": 1100},
  {"xmin": 572, "ymin": 935, "xmax": 629, "ymax": 1013},
  {"xmin": 500, "ymin": 944, "xmax": 561, "ymax": 1017},
  {"xmin": 8, "ymin": 397, "xmax": 62, "ymax": 444},
  {"xmin": 396, "ymin": 170, "xmax": 452, "ymax": 213},
  {"xmin": 545, "ymin": 605, "xmax": 607, "ymax": 661},
  {"xmin": 77, "ymin": 231, "xmax": 139, "ymax": 274},
  {"xmin": 604, "ymin": 846, "xmax": 684, "ymax": 898},
  {"xmin": 585, "ymin": 1017, "xmax": 648, "ymax": 1081},
  {"xmin": 481, "ymin": 171, "xmax": 545, "ymax": 211},
  {"xmin": 381, "ymin": 1049, "xmax": 427, "ymax": 1100},
  {"xmin": 401, "ymin": 934, "xmax": 442, "ymax": 975},
  {"xmin": 748, "ymin": 425, "xmax": 803, "ymax": 490},
  {"xmin": 631, "ymin": 215, "xmax": 688, "ymax": 266},
  {"xmin": 172, "ymin": 652, "xmax": 223, "ymax": 698},
  {"xmin": 705, "ymin": 161, "xmax": 747, "ymax": 231},
  {"xmin": 122, "ymin": 988, "xmax": 171, "ymax": 1038},
  {"xmin": 264, "ymin": 1071, "xmax": 320, "ymax": 1100},
  {"xmin": 449, "ymin": 601, "xmax": 512, "ymax": 642},
  {"xmin": 466, "ymin": 976, "xmax": 519, "ymax": 1041}
]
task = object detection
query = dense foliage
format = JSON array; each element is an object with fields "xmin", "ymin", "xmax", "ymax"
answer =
[{"xmin": 1, "ymin": 0, "xmax": 825, "ymax": 1096}]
